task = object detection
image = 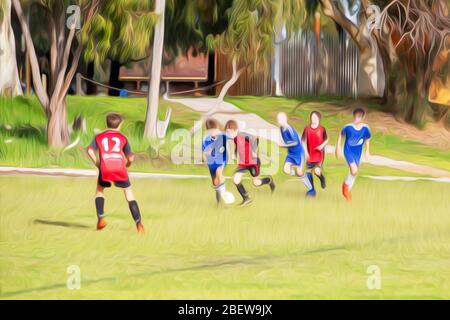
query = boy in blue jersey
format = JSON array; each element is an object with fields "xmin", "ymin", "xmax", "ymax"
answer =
[
  {"xmin": 336, "ymin": 108, "xmax": 372, "ymax": 202},
  {"xmin": 277, "ymin": 112, "xmax": 314, "ymax": 197},
  {"xmin": 202, "ymin": 119, "xmax": 229, "ymax": 205}
]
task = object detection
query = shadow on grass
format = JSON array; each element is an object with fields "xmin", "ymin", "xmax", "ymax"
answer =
[
  {"xmin": 0, "ymin": 246, "xmax": 346, "ymax": 298},
  {"xmin": 34, "ymin": 219, "xmax": 90, "ymax": 229}
]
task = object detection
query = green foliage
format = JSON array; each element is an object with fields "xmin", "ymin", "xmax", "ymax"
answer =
[
  {"xmin": 82, "ymin": 0, "xmax": 158, "ymax": 66},
  {"xmin": 164, "ymin": 0, "xmax": 233, "ymax": 62}
]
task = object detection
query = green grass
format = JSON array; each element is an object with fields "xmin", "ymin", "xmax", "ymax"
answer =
[
  {"xmin": 227, "ymin": 96, "xmax": 450, "ymax": 172},
  {"xmin": 0, "ymin": 95, "xmax": 202, "ymax": 173},
  {"xmin": 1, "ymin": 174, "xmax": 450, "ymax": 299},
  {"xmin": 1, "ymin": 95, "xmax": 449, "ymax": 299},
  {"xmin": 1, "ymin": 95, "xmax": 449, "ymax": 174}
]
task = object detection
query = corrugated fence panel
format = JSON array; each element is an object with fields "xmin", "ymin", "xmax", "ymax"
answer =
[
  {"xmin": 215, "ymin": 31, "xmax": 359, "ymax": 97},
  {"xmin": 215, "ymin": 53, "xmax": 273, "ymax": 96}
]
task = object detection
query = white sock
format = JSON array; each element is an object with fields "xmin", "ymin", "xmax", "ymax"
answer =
[
  {"xmin": 345, "ymin": 173, "xmax": 357, "ymax": 190},
  {"xmin": 300, "ymin": 175, "xmax": 313, "ymax": 191},
  {"xmin": 215, "ymin": 183, "xmax": 226, "ymax": 197}
]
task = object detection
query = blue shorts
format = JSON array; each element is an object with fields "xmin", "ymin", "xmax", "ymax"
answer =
[
  {"xmin": 285, "ymin": 153, "xmax": 303, "ymax": 167},
  {"xmin": 208, "ymin": 164, "xmax": 226, "ymax": 177},
  {"xmin": 344, "ymin": 151, "xmax": 362, "ymax": 167}
]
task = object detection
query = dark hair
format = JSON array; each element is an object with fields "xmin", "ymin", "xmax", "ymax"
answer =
[
  {"xmin": 106, "ymin": 113, "xmax": 124, "ymax": 129},
  {"xmin": 310, "ymin": 111, "xmax": 322, "ymax": 119},
  {"xmin": 225, "ymin": 120, "xmax": 238, "ymax": 130},
  {"xmin": 205, "ymin": 118, "xmax": 219, "ymax": 130},
  {"xmin": 353, "ymin": 108, "xmax": 366, "ymax": 117}
]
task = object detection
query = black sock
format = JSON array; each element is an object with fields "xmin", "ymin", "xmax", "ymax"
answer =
[
  {"xmin": 260, "ymin": 177, "xmax": 271, "ymax": 186},
  {"xmin": 318, "ymin": 174, "xmax": 326, "ymax": 188},
  {"xmin": 236, "ymin": 183, "xmax": 249, "ymax": 200},
  {"xmin": 128, "ymin": 200, "xmax": 142, "ymax": 224},
  {"xmin": 95, "ymin": 197, "xmax": 104, "ymax": 219}
]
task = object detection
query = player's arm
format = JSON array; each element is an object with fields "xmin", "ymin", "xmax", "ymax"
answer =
[
  {"xmin": 87, "ymin": 139, "xmax": 99, "ymax": 167},
  {"xmin": 123, "ymin": 141, "xmax": 134, "ymax": 168},
  {"xmin": 248, "ymin": 135, "xmax": 259, "ymax": 158},
  {"xmin": 365, "ymin": 139, "xmax": 371, "ymax": 159},
  {"xmin": 300, "ymin": 129, "xmax": 310, "ymax": 160},
  {"xmin": 316, "ymin": 129, "xmax": 329, "ymax": 151}
]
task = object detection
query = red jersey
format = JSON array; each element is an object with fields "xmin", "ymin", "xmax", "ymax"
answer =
[
  {"xmin": 302, "ymin": 126, "xmax": 327, "ymax": 163},
  {"xmin": 89, "ymin": 130, "xmax": 132, "ymax": 182},
  {"xmin": 234, "ymin": 133, "xmax": 258, "ymax": 167}
]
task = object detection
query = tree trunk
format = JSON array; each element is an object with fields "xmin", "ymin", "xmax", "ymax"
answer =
[
  {"xmin": 47, "ymin": 98, "xmax": 69, "ymax": 148},
  {"xmin": 144, "ymin": 0, "xmax": 166, "ymax": 140},
  {"xmin": 108, "ymin": 59, "xmax": 122, "ymax": 96},
  {"xmin": 214, "ymin": 57, "xmax": 244, "ymax": 109},
  {"xmin": 320, "ymin": 0, "xmax": 384, "ymax": 97},
  {"xmin": 0, "ymin": 0, "xmax": 22, "ymax": 96}
]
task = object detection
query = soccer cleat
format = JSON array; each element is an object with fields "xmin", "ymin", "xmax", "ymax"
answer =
[
  {"xmin": 306, "ymin": 189, "xmax": 317, "ymax": 198},
  {"xmin": 96, "ymin": 218, "xmax": 107, "ymax": 230},
  {"xmin": 239, "ymin": 197, "xmax": 253, "ymax": 207},
  {"xmin": 136, "ymin": 222, "xmax": 145, "ymax": 233},
  {"xmin": 342, "ymin": 183, "xmax": 352, "ymax": 202}
]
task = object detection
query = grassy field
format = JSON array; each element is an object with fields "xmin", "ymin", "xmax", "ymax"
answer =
[
  {"xmin": 1, "ymin": 95, "xmax": 449, "ymax": 173},
  {"xmin": 1, "ymin": 95, "xmax": 449, "ymax": 299},
  {"xmin": 1, "ymin": 173, "xmax": 450, "ymax": 299}
]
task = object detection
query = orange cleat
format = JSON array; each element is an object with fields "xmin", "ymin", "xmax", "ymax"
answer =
[
  {"xmin": 136, "ymin": 222, "xmax": 145, "ymax": 234},
  {"xmin": 97, "ymin": 218, "xmax": 107, "ymax": 230},
  {"xmin": 342, "ymin": 183, "xmax": 352, "ymax": 203}
]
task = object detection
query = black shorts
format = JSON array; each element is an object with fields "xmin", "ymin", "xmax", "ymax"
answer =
[
  {"xmin": 307, "ymin": 161, "xmax": 323, "ymax": 170},
  {"xmin": 235, "ymin": 159, "xmax": 261, "ymax": 177},
  {"xmin": 98, "ymin": 176, "xmax": 131, "ymax": 189}
]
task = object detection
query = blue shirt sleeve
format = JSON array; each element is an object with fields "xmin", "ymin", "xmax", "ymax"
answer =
[
  {"xmin": 365, "ymin": 127, "xmax": 372, "ymax": 140},
  {"xmin": 89, "ymin": 138, "xmax": 98, "ymax": 151},
  {"xmin": 123, "ymin": 141, "xmax": 132, "ymax": 156}
]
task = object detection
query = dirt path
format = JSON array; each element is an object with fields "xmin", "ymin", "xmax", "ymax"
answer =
[
  {"xmin": 166, "ymin": 97, "xmax": 282, "ymax": 144},
  {"xmin": 1, "ymin": 166, "xmax": 449, "ymax": 183},
  {"xmin": 168, "ymin": 97, "xmax": 450, "ymax": 179}
]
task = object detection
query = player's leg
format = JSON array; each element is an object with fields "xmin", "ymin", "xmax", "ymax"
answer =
[
  {"xmin": 212, "ymin": 166, "xmax": 227, "ymax": 205},
  {"xmin": 297, "ymin": 166, "xmax": 315, "ymax": 197},
  {"xmin": 283, "ymin": 162, "xmax": 293, "ymax": 176},
  {"xmin": 252, "ymin": 159, "xmax": 275, "ymax": 192},
  {"xmin": 342, "ymin": 163, "xmax": 358, "ymax": 202},
  {"xmin": 346, "ymin": 163, "xmax": 358, "ymax": 190},
  {"xmin": 123, "ymin": 185, "xmax": 145, "ymax": 233},
  {"xmin": 313, "ymin": 165, "xmax": 326, "ymax": 189},
  {"xmin": 95, "ymin": 184, "xmax": 108, "ymax": 230},
  {"xmin": 234, "ymin": 171, "xmax": 252, "ymax": 206},
  {"xmin": 252, "ymin": 176, "xmax": 275, "ymax": 192}
]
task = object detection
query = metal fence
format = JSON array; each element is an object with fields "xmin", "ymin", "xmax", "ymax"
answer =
[{"xmin": 216, "ymin": 31, "xmax": 360, "ymax": 98}]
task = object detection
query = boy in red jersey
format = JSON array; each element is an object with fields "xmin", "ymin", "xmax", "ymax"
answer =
[
  {"xmin": 301, "ymin": 111, "xmax": 328, "ymax": 196},
  {"xmin": 87, "ymin": 113, "xmax": 144, "ymax": 233},
  {"xmin": 225, "ymin": 120, "xmax": 275, "ymax": 207}
]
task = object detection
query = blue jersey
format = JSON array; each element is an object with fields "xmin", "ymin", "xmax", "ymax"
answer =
[
  {"xmin": 342, "ymin": 124, "xmax": 371, "ymax": 166},
  {"xmin": 280, "ymin": 125, "xmax": 303, "ymax": 156},
  {"xmin": 202, "ymin": 134, "xmax": 228, "ymax": 167},
  {"xmin": 280, "ymin": 125, "xmax": 304, "ymax": 166}
]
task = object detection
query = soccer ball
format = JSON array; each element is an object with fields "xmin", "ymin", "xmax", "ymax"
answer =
[{"xmin": 221, "ymin": 192, "xmax": 235, "ymax": 205}]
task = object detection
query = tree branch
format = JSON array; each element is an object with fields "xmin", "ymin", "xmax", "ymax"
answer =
[
  {"xmin": 12, "ymin": 0, "xmax": 49, "ymax": 109},
  {"xmin": 319, "ymin": 0, "xmax": 370, "ymax": 51}
]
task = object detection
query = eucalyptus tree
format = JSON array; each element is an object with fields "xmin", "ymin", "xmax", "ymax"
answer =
[
  {"xmin": 12, "ymin": 0, "xmax": 101, "ymax": 147},
  {"xmin": 0, "ymin": 0, "xmax": 22, "ymax": 96}
]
